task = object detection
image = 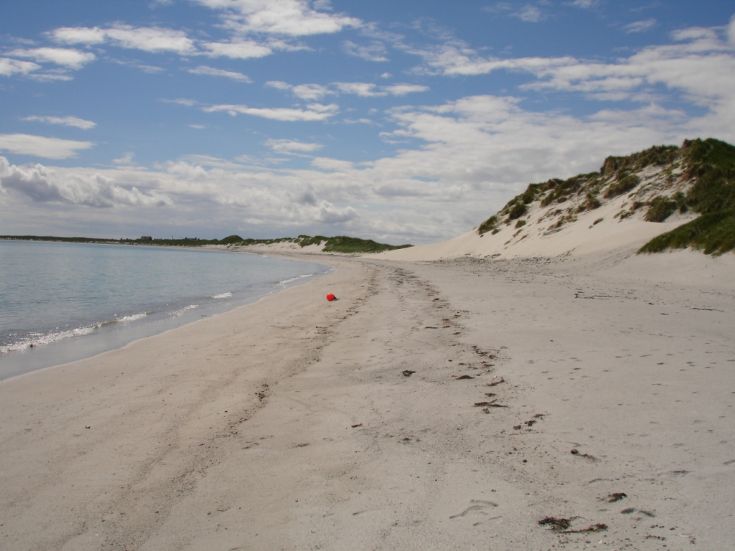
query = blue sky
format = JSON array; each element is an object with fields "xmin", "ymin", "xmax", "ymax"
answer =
[{"xmin": 1, "ymin": 1, "xmax": 734, "ymax": 243}]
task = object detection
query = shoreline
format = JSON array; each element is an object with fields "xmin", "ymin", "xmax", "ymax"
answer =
[
  {"xmin": 0, "ymin": 245, "xmax": 332, "ymax": 381},
  {"xmin": 1, "ymin": 249, "xmax": 733, "ymax": 549},
  {"xmin": 0, "ymin": 263, "xmax": 331, "ymax": 386}
]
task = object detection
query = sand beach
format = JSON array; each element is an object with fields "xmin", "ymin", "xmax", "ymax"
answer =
[{"xmin": 1, "ymin": 245, "xmax": 734, "ymax": 550}]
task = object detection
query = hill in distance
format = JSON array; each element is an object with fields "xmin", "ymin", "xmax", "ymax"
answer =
[
  {"xmin": 0, "ymin": 234, "xmax": 410, "ymax": 255},
  {"xmin": 227, "ymin": 235, "xmax": 411, "ymax": 254}
]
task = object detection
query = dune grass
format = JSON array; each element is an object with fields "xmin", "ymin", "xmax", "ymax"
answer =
[{"xmin": 640, "ymin": 138, "xmax": 735, "ymax": 255}]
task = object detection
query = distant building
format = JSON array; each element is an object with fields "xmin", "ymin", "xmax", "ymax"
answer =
[{"xmin": 139, "ymin": 235, "xmax": 153, "ymax": 242}]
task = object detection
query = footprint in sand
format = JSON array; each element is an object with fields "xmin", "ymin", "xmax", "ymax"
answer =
[{"xmin": 449, "ymin": 499, "xmax": 499, "ymax": 520}]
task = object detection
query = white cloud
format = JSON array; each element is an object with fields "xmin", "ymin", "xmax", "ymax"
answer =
[
  {"xmin": 311, "ymin": 156, "xmax": 353, "ymax": 171},
  {"xmin": 384, "ymin": 83, "xmax": 429, "ymax": 96},
  {"xmin": 343, "ymin": 40, "xmax": 388, "ymax": 62},
  {"xmin": 266, "ymin": 81, "xmax": 335, "ymax": 101},
  {"xmin": 51, "ymin": 25, "xmax": 195, "ymax": 54},
  {"xmin": 188, "ymin": 65, "xmax": 251, "ymax": 82},
  {"xmin": 23, "ymin": 115, "xmax": 96, "ymax": 130},
  {"xmin": 203, "ymin": 102, "xmax": 339, "ymax": 121},
  {"xmin": 417, "ymin": 41, "xmax": 576, "ymax": 76},
  {"xmin": 267, "ymin": 79, "xmax": 427, "ymax": 99},
  {"xmin": 294, "ymin": 83, "xmax": 332, "ymax": 100},
  {"xmin": 334, "ymin": 82, "xmax": 383, "ymax": 97},
  {"xmin": 196, "ymin": 0, "xmax": 361, "ymax": 36},
  {"xmin": 0, "ymin": 57, "xmax": 40, "ymax": 77},
  {"xmin": 317, "ymin": 201, "xmax": 357, "ymax": 223},
  {"xmin": 202, "ymin": 40, "xmax": 272, "ymax": 59},
  {"xmin": 50, "ymin": 26, "xmax": 106, "ymax": 45},
  {"xmin": 415, "ymin": 25, "xmax": 735, "ymax": 122},
  {"xmin": 9, "ymin": 48, "xmax": 95, "ymax": 69},
  {"xmin": 106, "ymin": 25, "xmax": 195, "ymax": 53},
  {"xmin": 265, "ymin": 80, "xmax": 291, "ymax": 91},
  {"xmin": 729, "ymin": 15, "xmax": 735, "ymax": 46},
  {"xmin": 0, "ymin": 156, "xmax": 171, "ymax": 208},
  {"xmin": 112, "ymin": 152, "xmax": 135, "ymax": 166},
  {"xmin": 266, "ymin": 139, "xmax": 323, "ymax": 153},
  {"xmin": 624, "ymin": 19, "xmax": 657, "ymax": 34},
  {"xmin": 0, "ymin": 134, "xmax": 94, "ymax": 159}
]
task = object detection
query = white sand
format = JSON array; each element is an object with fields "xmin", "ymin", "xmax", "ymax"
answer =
[{"xmin": 1, "ymin": 247, "xmax": 734, "ymax": 549}]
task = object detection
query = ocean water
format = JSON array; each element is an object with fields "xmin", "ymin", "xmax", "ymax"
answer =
[{"xmin": 0, "ymin": 240, "xmax": 329, "ymax": 379}]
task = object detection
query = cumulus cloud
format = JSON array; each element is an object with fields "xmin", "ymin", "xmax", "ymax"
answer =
[
  {"xmin": 196, "ymin": 0, "xmax": 361, "ymax": 37},
  {"xmin": 50, "ymin": 26, "xmax": 106, "ymax": 44},
  {"xmin": 9, "ymin": 48, "xmax": 95, "ymax": 69},
  {"xmin": 201, "ymin": 40, "xmax": 272, "ymax": 59},
  {"xmin": 0, "ymin": 134, "xmax": 94, "ymax": 159},
  {"xmin": 334, "ymin": 82, "xmax": 383, "ymax": 97},
  {"xmin": 23, "ymin": 115, "xmax": 96, "ymax": 130},
  {"xmin": 187, "ymin": 65, "xmax": 251, "ymax": 82},
  {"xmin": 112, "ymin": 152, "xmax": 136, "ymax": 166},
  {"xmin": 266, "ymin": 81, "xmax": 332, "ymax": 100},
  {"xmin": 51, "ymin": 25, "xmax": 195, "ymax": 54},
  {"xmin": 203, "ymin": 102, "xmax": 339, "ymax": 121},
  {"xmin": 0, "ymin": 57, "xmax": 40, "ymax": 77},
  {"xmin": 384, "ymin": 83, "xmax": 429, "ymax": 96},
  {"xmin": 266, "ymin": 139, "xmax": 323, "ymax": 153},
  {"xmin": 316, "ymin": 201, "xmax": 357, "ymax": 223},
  {"xmin": 0, "ymin": 156, "xmax": 171, "ymax": 208}
]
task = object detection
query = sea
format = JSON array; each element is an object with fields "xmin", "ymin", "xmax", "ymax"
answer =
[{"xmin": 0, "ymin": 240, "xmax": 329, "ymax": 380}]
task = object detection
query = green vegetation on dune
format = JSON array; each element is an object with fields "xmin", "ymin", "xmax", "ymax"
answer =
[
  {"xmin": 477, "ymin": 215, "xmax": 498, "ymax": 236},
  {"xmin": 291, "ymin": 234, "xmax": 410, "ymax": 253},
  {"xmin": 474, "ymin": 137, "xmax": 735, "ymax": 255},
  {"xmin": 640, "ymin": 211, "xmax": 735, "ymax": 255},
  {"xmin": 316, "ymin": 236, "xmax": 411, "ymax": 253},
  {"xmin": 604, "ymin": 173, "xmax": 640, "ymax": 198},
  {"xmin": 639, "ymin": 138, "xmax": 735, "ymax": 255},
  {"xmin": 601, "ymin": 145, "xmax": 678, "ymax": 176},
  {"xmin": 644, "ymin": 193, "xmax": 686, "ymax": 222}
]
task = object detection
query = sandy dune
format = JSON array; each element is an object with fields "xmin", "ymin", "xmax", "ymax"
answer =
[{"xmin": 1, "ymin": 247, "xmax": 734, "ymax": 549}]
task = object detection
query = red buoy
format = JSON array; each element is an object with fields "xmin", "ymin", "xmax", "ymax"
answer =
[{"xmin": 326, "ymin": 293, "xmax": 336, "ymax": 302}]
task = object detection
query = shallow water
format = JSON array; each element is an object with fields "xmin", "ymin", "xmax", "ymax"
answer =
[{"xmin": 0, "ymin": 240, "xmax": 328, "ymax": 379}]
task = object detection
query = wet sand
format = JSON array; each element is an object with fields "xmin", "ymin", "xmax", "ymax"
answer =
[{"xmin": 1, "ymin": 249, "xmax": 733, "ymax": 549}]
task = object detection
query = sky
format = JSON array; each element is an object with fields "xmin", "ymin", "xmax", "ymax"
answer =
[{"xmin": 1, "ymin": 1, "xmax": 734, "ymax": 244}]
